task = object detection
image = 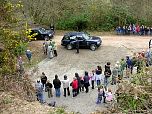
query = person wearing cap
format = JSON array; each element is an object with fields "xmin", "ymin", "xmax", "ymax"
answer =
[
  {"xmin": 26, "ymin": 49, "xmax": 32, "ymax": 63},
  {"xmin": 61, "ymin": 75, "xmax": 70, "ymax": 97}
]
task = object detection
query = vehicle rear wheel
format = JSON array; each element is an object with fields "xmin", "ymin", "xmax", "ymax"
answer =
[
  {"xmin": 67, "ymin": 44, "xmax": 73, "ymax": 50},
  {"xmin": 90, "ymin": 44, "xmax": 97, "ymax": 51}
]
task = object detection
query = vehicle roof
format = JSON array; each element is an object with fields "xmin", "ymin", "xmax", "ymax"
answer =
[
  {"xmin": 65, "ymin": 32, "xmax": 85, "ymax": 36},
  {"xmin": 31, "ymin": 27, "xmax": 43, "ymax": 30}
]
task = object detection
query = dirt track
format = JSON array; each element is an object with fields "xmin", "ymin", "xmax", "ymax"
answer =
[{"xmin": 28, "ymin": 35, "xmax": 151, "ymax": 114}]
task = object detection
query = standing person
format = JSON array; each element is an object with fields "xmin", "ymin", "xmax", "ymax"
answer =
[
  {"xmin": 136, "ymin": 24, "xmax": 140, "ymax": 35},
  {"xmin": 104, "ymin": 62, "xmax": 111, "ymax": 90},
  {"xmin": 83, "ymin": 71, "xmax": 90, "ymax": 93},
  {"xmin": 41, "ymin": 72, "xmax": 47, "ymax": 88},
  {"xmin": 116, "ymin": 61, "xmax": 122, "ymax": 80},
  {"xmin": 43, "ymin": 42, "xmax": 46, "ymax": 55},
  {"xmin": 47, "ymin": 44, "xmax": 54, "ymax": 59},
  {"xmin": 120, "ymin": 58, "xmax": 126, "ymax": 78},
  {"xmin": 96, "ymin": 86, "xmax": 104, "ymax": 104},
  {"xmin": 35, "ymin": 79, "xmax": 44, "ymax": 103},
  {"xmin": 53, "ymin": 75, "xmax": 61, "ymax": 97},
  {"xmin": 17, "ymin": 56, "xmax": 24, "ymax": 76},
  {"xmin": 95, "ymin": 69, "xmax": 102, "ymax": 86},
  {"xmin": 71, "ymin": 77, "xmax": 78, "ymax": 97},
  {"xmin": 126, "ymin": 56, "xmax": 132, "ymax": 78},
  {"xmin": 145, "ymin": 49, "xmax": 151, "ymax": 66},
  {"xmin": 80, "ymin": 76, "xmax": 84, "ymax": 91},
  {"xmin": 75, "ymin": 73, "xmax": 81, "ymax": 94},
  {"xmin": 132, "ymin": 24, "xmax": 136, "ymax": 35},
  {"xmin": 105, "ymin": 88, "xmax": 113, "ymax": 102},
  {"xmin": 26, "ymin": 49, "xmax": 32, "ymax": 64},
  {"xmin": 76, "ymin": 39, "xmax": 79, "ymax": 53},
  {"xmin": 111, "ymin": 64, "xmax": 118, "ymax": 85},
  {"xmin": 43, "ymin": 41, "xmax": 49, "ymax": 55},
  {"xmin": 96, "ymin": 66, "xmax": 102, "ymax": 74},
  {"xmin": 90, "ymin": 70, "xmax": 95, "ymax": 89},
  {"xmin": 52, "ymin": 41, "xmax": 57, "ymax": 57},
  {"xmin": 61, "ymin": 75, "xmax": 70, "ymax": 97},
  {"xmin": 50, "ymin": 24, "xmax": 55, "ymax": 31},
  {"xmin": 45, "ymin": 80, "xmax": 53, "ymax": 98}
]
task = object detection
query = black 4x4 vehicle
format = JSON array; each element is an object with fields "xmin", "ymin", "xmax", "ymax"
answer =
[
  {"xmin": 29, "ymin": 27, "xmax": 55, "ymax": 40},
  {"xmin": 61, "ymin": 32, "xmax": 102, "ymax": 51}
]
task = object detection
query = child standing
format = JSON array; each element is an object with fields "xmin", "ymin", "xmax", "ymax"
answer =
[
  {"xmin": 96, "ymin": 86, "xmax": 105, "ymax": 104},
  {"xmin": 90, "ymin": 70, "xmax": 95, "ymax": 89},
  {"xmin": 105, "ymin": 88, "xmax": 113, "ymax": 102}
]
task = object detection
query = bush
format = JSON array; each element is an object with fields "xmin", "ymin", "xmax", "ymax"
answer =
[{"xmin": 14, "ymin": 42, "xmax": 28, "ymax": 56}]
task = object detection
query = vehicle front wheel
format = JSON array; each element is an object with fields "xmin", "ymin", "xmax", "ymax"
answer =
[
  {"xmin": 66, "ymin": 44, "xmax": 73, "ymax": 50},
  {"xmin": 90, "ymin": 44, "xmax": 97, "ymax": 51}
]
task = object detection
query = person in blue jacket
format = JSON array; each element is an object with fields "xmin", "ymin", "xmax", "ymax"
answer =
[{"xmin": 26, "ymin": 49, "xmax": 32, "ymax": 63}]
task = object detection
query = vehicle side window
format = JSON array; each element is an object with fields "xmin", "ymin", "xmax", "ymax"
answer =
[
  {"xmin": 34, "ymin": 30, "xmax": 39, "ymax": 34},
  {"xmin": 29, "ymin": 30, "xmax": 34, "ymax": 35},
  {"xmin": 70, "ymin": 36, "xmax": 76, "ymax": 40},
  {"xmin": 63, "ymin": 35, "xmax": 70, "ymax": 40},
  {"xmin": 77, "ymin": 36, "xmax": 84, "ymax": 40}
]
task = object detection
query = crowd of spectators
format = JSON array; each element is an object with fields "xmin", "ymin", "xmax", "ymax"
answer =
[{"xmin": 116, "ymin": 24, "xmax": 152, "ymax": 35}]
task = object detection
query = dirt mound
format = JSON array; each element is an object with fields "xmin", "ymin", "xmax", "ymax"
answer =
[{"xmin": 0, "ymin": 92, "xmax": 53, "ymax": 114}]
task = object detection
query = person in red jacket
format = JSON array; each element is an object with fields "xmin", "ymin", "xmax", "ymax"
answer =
[{"xmin": 72, "ymin": 77, "xmax": 78, "ymax": 97}]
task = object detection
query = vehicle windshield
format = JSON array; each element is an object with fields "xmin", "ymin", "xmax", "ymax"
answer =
[
  {"xmin": 39, "ymin": 28, "xmax": 46, "ymax": 33},
  {"xmin": 82, "ymin": 33, "xmax": 90, "ymax": 40}
]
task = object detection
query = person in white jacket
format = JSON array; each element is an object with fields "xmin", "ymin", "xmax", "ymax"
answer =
[
  {"xmin": 47, "ymin": 44, "xmax": 54, "ymax": 59},
  {"xmin": 90, "ymin": 70, "xmax": 95, "ymax": 89},
  {"xmin": 95, "ymin": 70, "xmax": 104, "ymax": 86},
  {"xmin": 61, "ymin": 75, "xmax": 70, "ymax": 97}
]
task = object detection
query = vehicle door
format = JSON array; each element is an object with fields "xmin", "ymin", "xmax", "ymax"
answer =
[
  {"xmin": 35, "ymin": 30, "xmax": 43, "ymax": 40},
  {"xmin": 77, "ymin": 36, "xmax": 87, "ymax": 47},
  {"xmin": 62, "ymin": 35, "xmax": 70, "ymax": 45}
]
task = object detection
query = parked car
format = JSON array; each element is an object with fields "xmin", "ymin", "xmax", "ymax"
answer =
[
  {"xmin": 61, "ymin": 32, "xmax": 102, "ymax": 51},
  {"xmin": 149, "ymin": 39, "xmax": 152, "ymax": 48},
  {"xmin": 28, "ymin": 27, "xmax": 55, "ymax": 40}
]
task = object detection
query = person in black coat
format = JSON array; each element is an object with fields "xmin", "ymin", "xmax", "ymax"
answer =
[
  {"xmin": 41, "ymin": 72, "xmax": 47, "ymax": 88},
  {"xmin": 83, "ymin": 71, "xmax": 90, "ymax": 93},
  {"xmin": 53, "ymin": 75, "xmax": 61, "ymax": 97},
  {"xmin": 104, "ymin": 62, "xmax": 111, "ymax": 90},
  {"xmin": 76, "ymin": 39, "xmax": 79, "ymax": 53},
  {"xmin": 45, "ymin": 80, "xmax": 53, "ymax": 98}
]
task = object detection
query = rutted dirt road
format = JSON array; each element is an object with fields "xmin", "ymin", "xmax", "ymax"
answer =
[{"xmin": 28, "ymin": 35, "xmax": 151, "ymax": 114}]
